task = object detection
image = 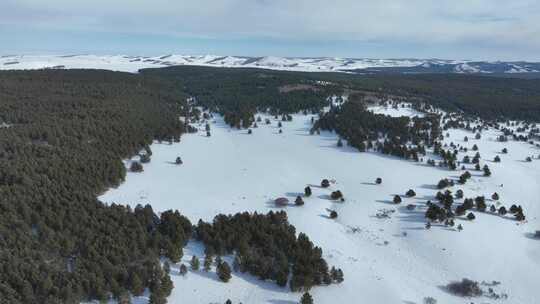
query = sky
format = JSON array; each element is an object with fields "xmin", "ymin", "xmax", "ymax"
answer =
[{"xmin": 1, "ymin": 0, "xmax": 539, "ymax": 61}]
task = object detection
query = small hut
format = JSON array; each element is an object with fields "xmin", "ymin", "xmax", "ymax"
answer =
[{"xmin": 274, "ymin": 197, "xmax": 289, "ymax": 207}]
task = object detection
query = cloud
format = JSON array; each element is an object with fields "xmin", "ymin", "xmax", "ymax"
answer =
[{"xmin": 1, "ymin": 0, "xmax": 539, "ymax": 59}]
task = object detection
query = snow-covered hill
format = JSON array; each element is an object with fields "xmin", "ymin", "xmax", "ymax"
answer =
[
  {"xmin": 99, "ymin": 105, "xmax": 540, "ymax": 304},
  {"xmin": 1, "ymin": 54, "xmax": 539, "ymax": 74}
]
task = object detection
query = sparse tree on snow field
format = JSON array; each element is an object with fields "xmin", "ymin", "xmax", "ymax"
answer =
[
  {"xmin": 130, "ymin": 161, "xmax": 143, "ymax": 172},
  {"xmin": 204, "ymin": 254, "xmax": 213, "ymax": 272},
  {"xmin": 329, "ymin": 210, "xmax": 338, "ymax": 219},
  {"xmin": 375, "ymin": 177, "xmax": 382, "ymax": 184},
  {"xmin": 406, "ymin": 189, "xmax": 416, "ymax": 197},
  {"xmin": 491, "ymin": 192, "xmax": 499, "ymax": 200},
  {"xmin": 337, "ymin": 139, "xmax": 343, "ymax": 147},
  {"xmin": 321, "ymin": 179, "xmax": 330, "ymax": 188},
  {"xmin": 424, "ymin": 297, "xmax": 437, "ymax": 304},
  {"xmin": 190, "ymin": 255, "xmax": 200, "ymax": 271},
  {"xmin": 295, "ymin": 196, "xmax": 305, "ymax": 206},
  {"xmin": 179, "ymin": 264, "xmax": 188, "ymax": 276},
  {"xmin": 217, "ymin": 261, "xmax": 232, "ymax": 282},
  {"xmin": 467, "ymin": 212, "xmax": 476, "ymax": 220},
  {"xmin": 175, "ymin": 156, "xmax": 183, "ymax": 165},
  {"xmin": 498, "ymin": 206, "xmax": 507, "ymax": 216},
  {"xmin": 393, "ymin": 195, "xmax": 402, "ymax": 204},
  {"xmin": 300, "ymin": 292, "xmax": 314, "ymax": 304},
  {"xmin": 304, "ymin": 186, "xmax": 312, "ymax": 197},
  {"xmin": 330, "ymin": 190, "xmax": 343, "ymax": 200}
]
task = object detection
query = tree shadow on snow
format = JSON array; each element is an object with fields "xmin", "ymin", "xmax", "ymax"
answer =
[
  {"xmin": 232, "ymin": 271, "xmax": 291, "ymax": 293},
  {"xmin": 268, "ymin": 300, "xmax": 297, "ymax": 304},
  {"xmin": 285, "ymin": 192, "xmax": 303, "ymax": 198},
  {"xmin": 375, "ymin": 199, "xmax": 394, "ymax": 205},
  {"xmin": 524, "ymin": 232, "xmax": 540, "ymax": 240}
]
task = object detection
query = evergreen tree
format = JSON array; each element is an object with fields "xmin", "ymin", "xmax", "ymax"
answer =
[
  {"xmin": 190, "ymin": 256, "xmax": 200, "ymax": 271},
  {"xmin": 204, "ymin": 254, "xmax": 213, "ymax": 272},
  {"xmin": 217, "ymin": 262, "xmax": 232, "ymax": 283},
  {"xmin": 179, "ymin": 264, "xmax": 188, "ymax": 276},
  {"xmin": 304, "ymin": 186, "xmax": 312, "ymax": 197},
  {"xmin": 300, "ymin": 292, "xmax": 314, "ymax": 304}
]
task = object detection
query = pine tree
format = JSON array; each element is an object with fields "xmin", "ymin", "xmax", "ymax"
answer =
[
  {"xmin": 300, "ymin": 292, "xmax": 314, "ymax": 304},
  {"xmin": 204, "ymin": 254, "xmax": 213, "ymax": 272},
  {"xmin": 304, "ymin": 186, "xmax": 312, "ymax": 197},
  {"xmin": 130, "ymin": 273, "xmax": 144, "ymax": 296},
  {"xmin": 190, "ymin": 256, "xmax": 200, "ymax": 271},
  {"xmin": 179, "ymin": 264, "xmax": 188, "ymax": 276},
  {"xmin": 217, "ymin": 261, "xmax": 232, "ymax": 282}
]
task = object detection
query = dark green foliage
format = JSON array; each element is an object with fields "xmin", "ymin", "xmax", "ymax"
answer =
[
  {"xmin": 300, "ymin": 292, "xmax": 314, "ymax": 304},
  {"xmin": 330, "ymin": 190, "xmax": 343, "ymax": 200},
  {"xmin": 195, "ymin": 211, "xmax": 335, "ymax": 291},
  {"xmin": 467, "ymin": 212, "xmax": 476, "ymax": 220},
  {"xmin": 179, "ymin": 264, "xmax": 188, "ymax": 276},
  {"xmin": 475, "ymin": 196, "xmax": 487, "ymax": 211},
  {"xmin": 0, "ymin": 70, "xmax": 190, "ymax": 304},
  {"xmin": 295, "ymin": 196, "xmax": 305, "ymax": 206},
  {"xmin": 321, "ymin": 179, "xmax": 330, "ymax": 188},
  {"xmin": 406, "ymin": 189, "xmax": 416, "ymax": 197},
  {"xmin": 190, "ymin": 256, "xmax": 200, "ymax": 271},
  {"xmin": 329, "ymin": 211, "xmax": 338, "ymax": 219},
  {"xmin": 304, "ymin": 186, "xmax": 312, "ymax": 197},
  {"xmin": 217, "ymin": 261, "xmax": 232, "ymax": 282},
  {"xmin": 446, "ymin": 278, "xmax": 482, "ymax": 297},
  {"xmin": 204, "ymin": 254, "xmax": 213, "ymax": 272},
  {"xmin": 314, "ymin": 101, "xmax": 437, "ymax": 160},
  {"xmin": 130, "ymin": 161, "xmax": 144, "ymax": 172},
  {"xmin": 375, "ymin": 177, "xmax": 382, "ymax": 184},
  {"xmin": 393, "ymin": 195, "xmax": 402, "ymax": 204},
  {"xmin": 140, "ymin": 66, "xmax": 338, "ymax": 129}
]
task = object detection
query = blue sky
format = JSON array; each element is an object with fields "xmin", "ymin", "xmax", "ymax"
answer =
[{"xmin": 1, "ymin": 0, "xmax": 539, "ymax": 61}]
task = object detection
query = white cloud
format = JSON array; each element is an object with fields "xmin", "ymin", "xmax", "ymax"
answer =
[{"xmin": 1, "ymin": 0, "xmax": 539, "ymax": 59}]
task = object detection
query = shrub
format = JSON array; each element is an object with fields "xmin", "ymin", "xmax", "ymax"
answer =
[
  {"xmin": 130, "ymin": 161, "xmax": 143, "ymax": 172},
  {"xmin": 329, "ymin": 211, "xmax": 338, "ymax": 219},
  {"xmin": 393, "ymin": 195, "xmax": 402, "ymax": 204},
  {"xmin": 330, "ymin": 190, "xmax": 343, "ymax": 200},
  {"xmin": 321, "ymin": 179, "xmax": 330, "ymax": 188},
  {"xmin": 304, "ymin": 186, "xmax": 312, "ymax": 197},
  {"xmin": 467, "ymin": 212, "xmax": 476, "ymax": 220},
  {"xmin": 217, "ymin": 261, "xmax": 232, "ymax": 282},
  {"xmin": 295, "ymin": 196, "xmax": 305, "ymax": 206},
  {"xmin": 375, "ymin": 177, "xmax": 382, "ymax": 184},
  {"xmin": 445, "ymin": 278, "xmax": 482, "ymax": 297},
  {"xmin": 405, "ymin": 189, "xmax": 416, "ymax": 197}
]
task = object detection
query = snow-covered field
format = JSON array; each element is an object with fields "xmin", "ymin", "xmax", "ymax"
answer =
[
  {"xmin": 99, "ymin": 106, "xmax": 540, "ymax": 304},
  {"xmin": 2, "ymin": 54, "xmax": 539, "ymax": 74}
]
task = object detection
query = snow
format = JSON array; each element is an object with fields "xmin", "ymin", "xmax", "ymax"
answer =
[
  {"xmin": 100, "ymin": 106, "xmax": 540, "ymax": 304},
  {"xmin": 2, "ymin": 54, "xmax": 537, "ymax": 74},
  {"xmin": 368, "ymin": 104, "xmax": 425, "ymax": 118}
]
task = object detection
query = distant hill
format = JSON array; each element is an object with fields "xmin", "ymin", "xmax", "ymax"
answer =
[{"xmin": 1, "ymin": 54, "xmax": 539, "ymax": 75}]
